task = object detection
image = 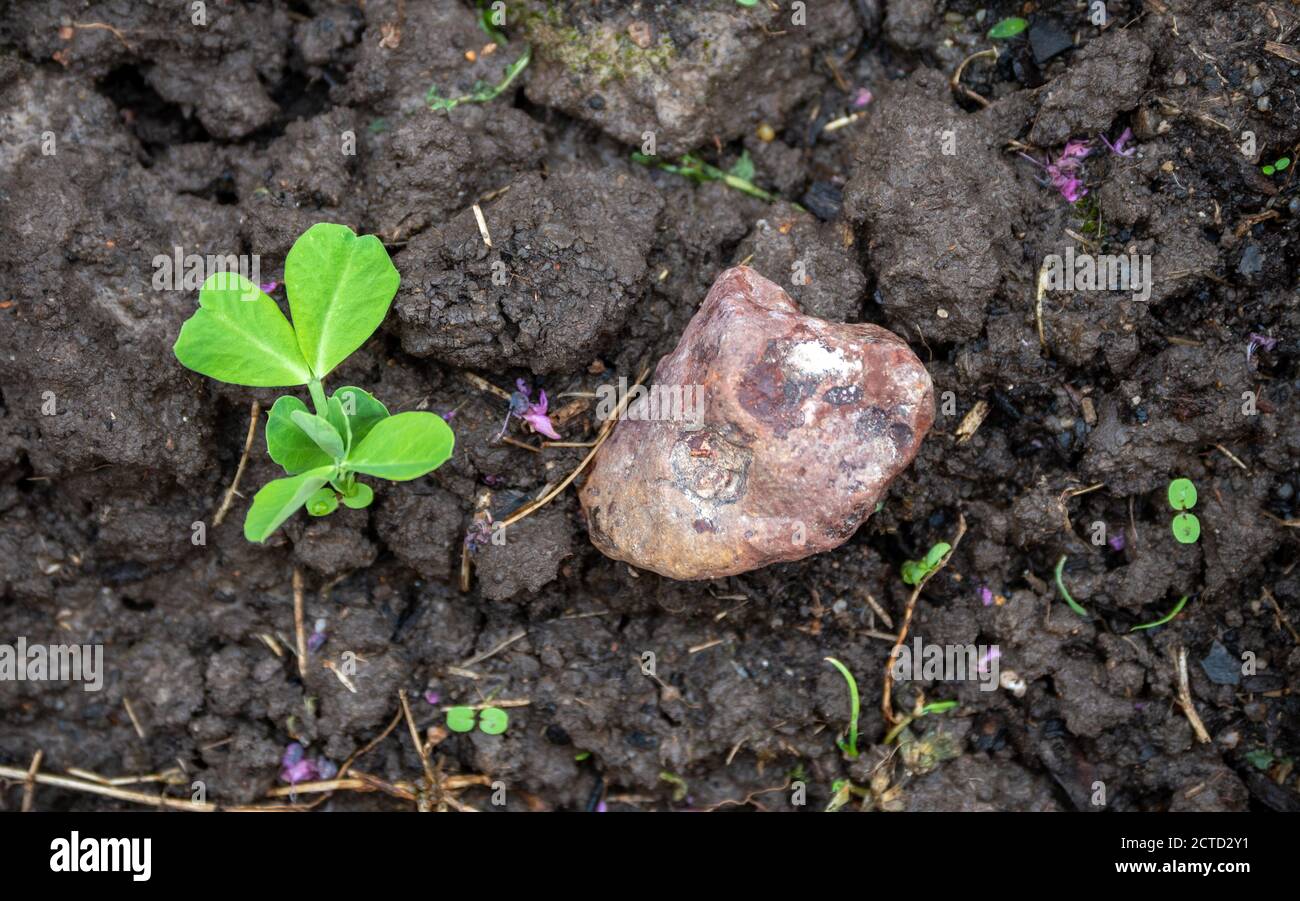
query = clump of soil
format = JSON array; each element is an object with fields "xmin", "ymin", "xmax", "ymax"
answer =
[{"xmin": 1, "ymin": 0, "xmax": 1298, "ymax": 814}]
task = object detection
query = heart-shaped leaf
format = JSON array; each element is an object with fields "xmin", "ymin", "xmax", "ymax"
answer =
[
  {"xmin": 1172, "ymin": 512, "xmax": 1201, "ymax": 544},
  {"xmin": 306, "ymin": 487, "xmax": 339, "ymax": 516},
  {"xmin": 290, "ymin": 409, "xmax": 346, "ymax": 460},
  {"xmin": 1167, "ymin": 478, "xmax": 1197, "ymax": 511},
  {"xmin": 284, "ymin": 223, "xmax": 399, "ymax": 379},
  {"xmin": 346, "ymin": 412, "xmax": 454, "ymax": 481},
  {"xmin": 446, "ymin": 706, "xmax": 476, "ymax": 733},
  {"xmin": 266, "ymin": 396, "xmax": 334, "ymax": 474},
  {"xmin": 333, "ymin": 386, "xmax": 390, "ymax": 447},
  {"xmin": 174, "ymin": 272, "xmax": 313, "ymax": 387},
  {"xmin": 244, "ymin": 466, "xmax": 335, "ymax": 542}
]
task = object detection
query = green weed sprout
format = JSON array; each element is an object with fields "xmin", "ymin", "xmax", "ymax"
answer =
[
  {"xmin": 823, "ymin": 657, "xmax": 860, "ymax": 758},
  {"xmin": 631, "ymin": 150, "xmax": 789, "ymax": 204},
  {"xmin": 901, "ymin": 542, "xmax": 951, "ymax": 586},
  {"xmin": 658, "ymin": 771, "xmax": 689, "ymax": 802},
  {"xmin": 1168, "ymin": 478, "xmax": 1200, "ymax": 543},
  {"xmin": 446, "ymin": 705, "xmax": 509, "ymax": 735},
  {"xmin": 1053, "ymin": 555, "xmax": 1090, "ymax": 618},
  {"xmin": 427, "ymin": 46, "xmax": 531, "ymax": 112},
  {"xmin": 1262, "ymin": 156, "xmax": 1291, "ymax": 176},
  {"xmin": 1130, "ymin": 595, "xmax": 1189, "ymax": 632},
  {"xmin": 988, "ymin": 17, "xmax": 1028, "ymax": 39},
  {"xmin": 173, "ymin": 223, "xmax": 454, "ymax": 542},
  {"xmin": 884, "ymin": 698, "xmax": 959, "ymax": 744}
]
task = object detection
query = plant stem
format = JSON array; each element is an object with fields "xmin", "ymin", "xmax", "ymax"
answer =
[
  {"xmin": 824, "ymin": 657, "xmax": 860, "ymax": 758},
  {"xmin": 308, "ymin": 379, "xmax": 328, "ymax": 417}
]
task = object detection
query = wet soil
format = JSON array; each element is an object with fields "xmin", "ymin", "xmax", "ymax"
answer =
[{"xmin": 1, "ymin": 0, "xmax": 1298, "ymax": 812}]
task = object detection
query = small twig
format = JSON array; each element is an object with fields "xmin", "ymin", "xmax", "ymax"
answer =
[
  {"xmin": 472, "ymin": 203, "xmax": 492, "ymax": 248},
  {"xmin": 1262, "ymin": 588, "xmax": 1300, "ymax": 645},
  {"xmin": 292, "ymin": 568, "xmax": 308, "ymax": 680},
  {"xmin": 1173, "ymin": 646, "xmax": 1212, "ymax": 744},
  {"xmin": 399, "ymin": 690, "xmax": 438, "ymax": 812},
  {"xmin": 122, "ymin": 697, "xmax": 147, "ymax": 740},
  {"xmin": 1211, "ymin": 444, "xmax": 1249, "ymax": 472},
  {"xmin": 213, "ymin": 400, "xmax": 260, "ymax": 526},
  {"xmin": 71, "ymin": 21, "xmax": 133, "ymax": 50},
  {"xmin": 22, "ymin": 750, "xmax": 43, "ymax": 812},
  {"xmin": 497, "ymin": 366, "xmax": 649, "ymax": 529},
  {"xmin": 0, "ymin": 765, "xmax": 214, "ymax": 812},
  {"xmin": 459, "ymin": 630, "xmax": 527, "ymax": 668},
  {"xmin": 882, "ymin": 513, "xmax": 967, "ymax": 725}
]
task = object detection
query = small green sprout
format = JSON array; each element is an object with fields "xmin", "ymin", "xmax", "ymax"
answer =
[
  {"xmin": 988, "ymin": 17, "xmax": 1029, "ymax": 39},
  {"xmin": 1168, "ymin": 477, "xmax": 1200, "ymax": 544},
  {"xmin": 884, "ymin": 698, "xmax": 959, "ymax": 744},
  {"xmin": 1053, "ymin": 555, "xmax": 1090, "ymax": 618},
  {"xmin": 173, "ymin": 223, "xmax": 454, "ymax": 542},
  {"xmin": 823, "ymin": 657, "xmax": 860, "ymax": 758},
  {"xmin": 901, "ymin": 542, "xmax": 951, "ymax": 586},
  {"xmin": 658, "ymin": 771, "xmax": 689, "ymax": 802},
  {"xmin": 1130, "ymin": 594, "xmax": 1190, "ymax": 632},
  {"xmin": 631, "ymin": 150, "xmax": 793, "ymax": 205},
  {"xmin": 1261, "ymin": 156, "xmax": 1291, "ymax": 176},
  {"xmin": 574, "ymin": 750, "xmax": 591, "ymax": 762},
  {"xmin": 445, "ymin": 705, "xmax": 509, "ymax": 734},
  {"xmin": 736, "ymin": 0, "xmax": 759, "ymax": 6},
  {"xmin": 427, "ymin": 46, "xmax": 531, "ymax": 113}
]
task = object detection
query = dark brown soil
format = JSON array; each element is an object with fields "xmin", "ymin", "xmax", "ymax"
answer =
[{"xmin": 1, "ymin": 0, "xmax": 1298, "ymax": 813}]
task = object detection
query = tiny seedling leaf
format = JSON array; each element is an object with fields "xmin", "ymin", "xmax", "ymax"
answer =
[
  {"xmin": 341, "ymin": 482, "xmax": 374, "ymax": 509},
  {"xmin": 1172, "ymin": 512, "xmax": 1201, "ymax": 543},
  {"xmin": 290, "ymin": 409, "xmax": 346, "ymax": 460},
  {"xmin": 446, "ymin": 706, "xmax": 476, "ymax": 733},
  {"xmin": 284, "ymin": 223, "xmax": 399, "ymax": 379},
  {"xmin": 346, "ymin": 411, "xmax": 454, "ymax": 481},
  {"xmin": 923, "ymin": 542, "xmax": 952, "ymax": 569},
  {"xmin": 728, "ymin": 150, "xmax": 756, "ymax": 182},
  {"xmin": 1276, "ymin": 157, "xmax": 1291, "ymax": 171},
  {"xmin": 266, "ymin": 396, "xmax": 334, "ymax": 474},
  {"xmin": 174, "ymin": 272, "xmax": 313, "ymax": 387},
  {"xmin": 1167, "ymin": 478, "xmax": 1197, "ymax": 510},
  {"xmin": 1130, "ymin": 594, "xmax": 1190, "ymax": 632},
  {"xmin": 306, "ymin": 487, "xmax": 339, "ymax": 516},
  {"xmin": 244, "ymin": 466, "xmax": 335, "ymax": 542},
  {"xmin": 478, "ymin": 707, "xmax": 509, "ymax": 735},
  {"xmin": 333, "ymin": 386, "xmax": 390, "ymax": 446},
  {"xmin": 988, "ymin": 17, "xmax": 1028, "ymax": 39}
]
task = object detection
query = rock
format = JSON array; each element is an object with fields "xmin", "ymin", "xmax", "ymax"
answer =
[
  {"xmin": 1201, "ymin": 641, "xmax": 1240, "ymax": 685},
  {"xmin": 579, "ymin": 267, "xmax": 934, "ymax": 580},
  {"xmin": 1029, "ymin": 18, "xmax": 1074, "ymax": 66}
]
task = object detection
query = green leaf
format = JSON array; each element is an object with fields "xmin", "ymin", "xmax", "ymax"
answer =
[
  {"xmin": 333, "ymin": 386, "xmax": 390, "ymax": 446},
  {"xmin": 326, "ymin": 395, "xmax": 352, "ymax": 455},
  {"xmin": 341, "ymin": 481, "xmax": 374, "ymax": 509},
  {"xmin": 173, "ymin": 272, "xmax": 313, "ymax": 387},
  {"xmin": 284, "ymin": 223, "xmax": 399, "ymax": 379},
  {"xmin": 306, "ymin": 487, "xmax": 339, "ymax": 516},
  {"xmin": 728, "ymin": 150, "xmax": 755, "ymax": 182},
  {"xmin": 243, "ymin": 466, "xmax": 335, "ymax": 542},
  {"xmin": 901, "ymin": 560, "xmax": 924, "ymax": 586},
  {"xmin": 923, "ymin": 542, "xmax": 952, "ymax": 569},
  {"xmin": 1167, "ymin": 478, "xmax": 1197, "ymax": 510},
  {"xmin": 478, "ymin": 707, "xmax": 509, "ymax": 735},
  {"xmin": 1262, "ymin": 165, "xmax": 1276, "ymax": 176},
  {"xmin": 290, "ymin": 409, "xmax": 346, "ymax": 460},
  {"xmin": 446, "ymin": 707, "xmax": 476, "ymax": 733},
  {"xmin": 1276, "ymin": 157, "xmax": 1291, "ymax": 171},
  {"xmin": 1172, "ymin": 512, "xmax": 1201, "ymax": 544},
  {"xmin": 266, "ymin": 396, "xmax": 334, "ymax": 474},
  {"xmin": 988, "ymin": 17, "xmax": 1028, "ymax": 39},
  {"xmin": 345, "ymin": 412, "xmax": 454, "ymax": 481}
]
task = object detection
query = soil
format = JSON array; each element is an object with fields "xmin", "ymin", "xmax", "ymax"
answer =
[{"xmin": 1, "ymin": 0, "xmax": 1298, "ymax": 813}]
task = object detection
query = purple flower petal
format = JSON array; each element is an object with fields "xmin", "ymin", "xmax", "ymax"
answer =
[
  {"xmin": 1108, "ymin": 529, "xmax": 1126, "ymax": 552},
  {"xmin": 852, "ymin": 87, "xmax": 873, "ymax": 109},
  {"xmin": 281, "ymin": 741, "xmax": 305, "ymax": 768},
  {"xmin": 315, "ymin": 758, "xmax": 338, "ymax": 780},
  {"xmin": 424, "ymin": 690, "xmax": 441, "ymax": 705},
  {"xmin": 979, "ymin": 586, "xmax": 994, "ymax": 607}
]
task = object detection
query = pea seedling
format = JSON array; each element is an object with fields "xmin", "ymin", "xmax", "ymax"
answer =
[
  {"xmin": 446, "ymin": 706, "xmax": 509, "ymax": 735},
  {"xmin": 1168, "ymin": 478, "xmax": 1200, "ymax": 543},
  {"xmin": 173, "ymin": 223, "xmax": 454, "ymax": 542},
  {"xmin": 901, "ymin": 542, "xmax": 951, "ymax": 586}
]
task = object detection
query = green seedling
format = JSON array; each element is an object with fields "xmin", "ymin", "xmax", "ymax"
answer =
[
  {"xmin": 823, "ymin": 657, "xmax": 860, "ymax": 758},
  {"xmin": 173, "ymin": 223, "xmax": 454, "ymax": 542},
  {"xmin": 658, "ymin": 771, "xmax": 689, "ymax": 802},
  {"xmin": 1167, "ymin": 477, "xmax": 1200, "ymax": 544},
  {"xmin": 901, "ymin": 542, "xmax": 951, "ymax": 586},
  {"xmin": 1130, "ymin": 594, "xmax": 1190, "ymax": 632},
  {"xmin": 884, "ymin": 698, "xmax": 959, "ymax": 744},
  {"xmin": 427, "ymin": 46, "xmax": 531, "ymax": 112},
  {"xmin": 736, "ymin": 0, "xmax": 759, "ymax": 6},
  {"xmin": 1261, "ymin": 156, "xmax": 1291, "ymax": 176},
  {"xmin": 988, "ymin": 17, "xmax": 1029, "ymax": 39},
  {"xmin": 1053, "ymin": 555, "xmax": 1090, "ymax": 618},
  {"xmin": 445, "ymin": 705, "xmax": 510, "ymax": 735},
  {"xmin": 631, "ymin": 150, "xmax": 792, "ymax": 205},
  {"xmin": 574, "ymin": 750, "xmax": 591, "ymax": 762}
]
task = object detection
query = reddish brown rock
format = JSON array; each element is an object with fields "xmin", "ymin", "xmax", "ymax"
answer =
[{"xmin": 579, "ymin": 267, "xmax": 935, "ymax": 580}]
